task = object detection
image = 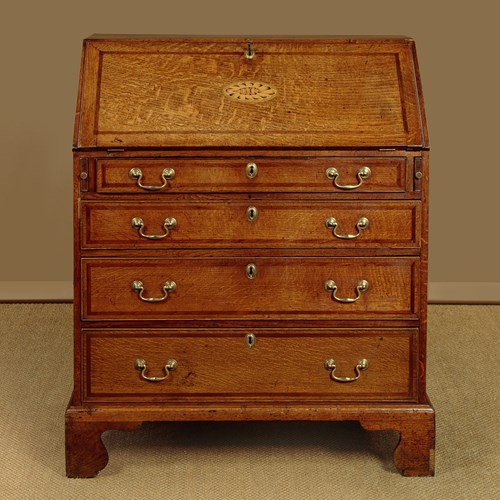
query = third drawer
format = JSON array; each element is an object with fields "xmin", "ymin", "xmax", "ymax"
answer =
[{"xmin": 82, "ymin": 257, "xmax": 420, "ymax": 321}]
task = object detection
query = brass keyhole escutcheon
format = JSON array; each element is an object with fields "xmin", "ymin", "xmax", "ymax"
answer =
[
  {"xmin": 246, "ymin": 263, "xmax": 257, "ymax": 279},
  {"xmin": 244, "ymin": 41, "xmax": 256, "ymax": 60},
  {"xmin": 246, "ymin": 162, "xmax": 258, "ymax": 179},
  {"xmin": 245, "ymin": 333, "xmax": 256, "ymax": 348},
  {"xmin": 246, "ymin": 206, "xmax": 258, "ymax": 222}
]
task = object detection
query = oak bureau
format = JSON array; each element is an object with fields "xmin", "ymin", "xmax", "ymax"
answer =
[{"xmin": 66, "ymin": 35, "xmax": 435, "ymax": 477}]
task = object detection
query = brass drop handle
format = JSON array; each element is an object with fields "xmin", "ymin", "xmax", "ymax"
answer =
[
  {"xmin": 135, "ymin": 358, "xmax": 178, "ymax": 382},
  {"xmin": 324, "ymin": 279, "xmax": 369, "ymax": 303},
  {"xmin": 324, "ymin": 358, "xmax": 368, "ymax": 382},
  {"xmin": 132, "ymin": 280, "xmax": 176, "ymax": 302},
  {"xmin": 325, "ymin": 166, "xmax": 371, "ymax": 190},
  {"xmin": 325, "ymin": 217, "xmax": 369, "ymax": 239},
  {"xmin": 129, "ymin": 167, "xmax": 175, "ymax": 191},
  {"xmin": 131, "ymin": 217, "xmax": 177, "ymax": 239}
]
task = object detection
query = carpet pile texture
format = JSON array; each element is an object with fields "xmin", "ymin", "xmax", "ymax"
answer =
[{"xmin": 0, "ymin": 304, "xmax": 498, "ymax": 499}]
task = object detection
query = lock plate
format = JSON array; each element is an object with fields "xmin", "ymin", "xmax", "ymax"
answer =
[
  {"xmin": 246, "ymin": 162, "xmax": 258, "ymax": 179},
  {"xmin": 246, "ymin": 263, "xmax": 257, "ymax": 279},
  {"xmin": 245, "ymin": 333, "xmax": 256, "ymax": 348},
  {"xmin": 246, "ymin": 206, "xmax": 258, "ymax": 222}
]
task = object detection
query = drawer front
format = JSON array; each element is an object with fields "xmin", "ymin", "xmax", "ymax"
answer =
[
  {"xmin": 82, "ymin": 257, "xmax": 419, "ymax": 320},
  {"xmin": 83, "ymin": 329, "xmax": 416, "ymax": 402},
  {"xmin": 95, "ymin": 157, "xmax": 407, "ymax": 194},
  {"xmin": 81, "ymin": 200, "xmax": 421, "ymax": 249}
]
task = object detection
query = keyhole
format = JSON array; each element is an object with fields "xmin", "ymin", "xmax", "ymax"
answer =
[
  {"xmin": 246, "ymin": 162, "xmax": 258, "ymax": 179},
  {"xmin": 246, "ymin": 206, "xmax": 258, "ymax": 222},
  {"xmin": 246, "ymin": 333, "xmax": 256, "ymax": 348},
  {"xmin": 246, "ymin": 263, "xmax": 257, "ymax": 279}
]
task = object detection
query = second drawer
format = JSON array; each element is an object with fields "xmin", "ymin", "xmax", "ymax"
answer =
[{"xmin": 81, "ymin": 200, "xmax": 421, "ymax": 249}]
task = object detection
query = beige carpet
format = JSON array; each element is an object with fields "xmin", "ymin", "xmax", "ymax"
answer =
[{"xmin": 0, "ymin": 304, "xmax": 498, "ymax": 499}]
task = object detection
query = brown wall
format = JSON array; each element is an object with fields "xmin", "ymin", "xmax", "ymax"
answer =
[{"xmin": 0, "ymin": 0, "xmax": 498, "ymax": 284}]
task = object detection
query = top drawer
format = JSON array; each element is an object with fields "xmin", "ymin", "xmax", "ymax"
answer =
[{"xmin": 95, "ymin": 157, "xmax": 408, "ymax": 194}]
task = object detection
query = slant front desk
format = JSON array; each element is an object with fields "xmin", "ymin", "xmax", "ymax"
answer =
[{"xmin": 66, "ymin": 35, "xmax": 435, "ymax": 477}]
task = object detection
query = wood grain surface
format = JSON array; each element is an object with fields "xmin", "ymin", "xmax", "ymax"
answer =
[
  {"xmin": 95, "ymin": 157, "xmax": 408, "ymax": 194},
  {"xmin": 81, "ymin": 257, "xmax": 419, "ymax": 320},
  {"xmin": 67, "ymin": 36, "xmax": 433, "ymax": 478},
  {"xmin": 75, "ymin": 38, "xmax": 426, "ymax": 149},
  {"xmin": 83, "ymin": 329, "xmax": 416, "ymax": 401},
  {"xmin": 81, "ymin": 200, "xmax": 420, "ymax": 249}
]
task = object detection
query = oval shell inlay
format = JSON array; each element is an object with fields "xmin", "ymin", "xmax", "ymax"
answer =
[{"xmin": 223, "ymin": 81, "xmax": 277, "ymax": 103}]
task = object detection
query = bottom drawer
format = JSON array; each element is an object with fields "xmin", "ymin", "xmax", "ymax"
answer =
[{"xmin": 83, "ymin": 329, "xmax": 417, "ymax": 402}]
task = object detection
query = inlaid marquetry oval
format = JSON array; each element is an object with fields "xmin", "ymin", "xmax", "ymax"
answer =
[{"xmin": 223, "ymin": 81, "xmax": 277, "ymax": 103}]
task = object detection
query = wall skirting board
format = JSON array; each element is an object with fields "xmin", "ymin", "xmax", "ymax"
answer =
[
  {"xmin": 427, "ymin": 282, "xmax": 500, "ymax": 304},
  {"xmin": 0, "ymin": 281, "xmax": 499, "ymax": 304},
  {"xmin": 0, "ymin": 282, "xmax": 73, "ymax": 302}
]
